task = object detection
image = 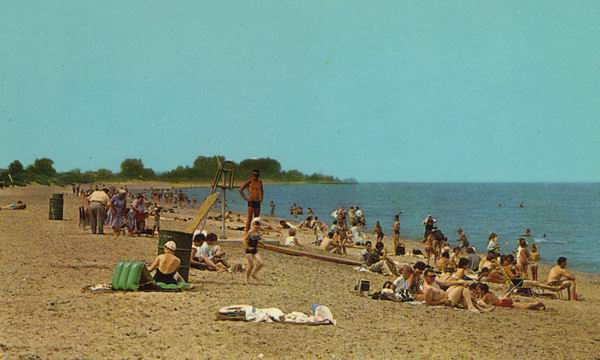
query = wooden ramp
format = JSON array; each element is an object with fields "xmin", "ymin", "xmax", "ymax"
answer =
[
  {"xmin": 259, "ymin": 243, "xmax": 363, "ymax": 266},
  {"xmin": 185, "ymin": 192, "xmax": 220, "ymax": 233}
]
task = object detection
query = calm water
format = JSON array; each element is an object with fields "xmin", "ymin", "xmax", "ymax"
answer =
[{"xmin": 184, "ymin": 183, "xmax": 600, "ymax": 273}]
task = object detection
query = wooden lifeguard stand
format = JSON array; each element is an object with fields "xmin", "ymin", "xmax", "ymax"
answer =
[{"xmin": 212, "ymin": 158, "xmax": 236, "ymax": 239}]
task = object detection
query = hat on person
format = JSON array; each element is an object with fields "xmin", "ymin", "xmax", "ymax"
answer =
[
  {"xmin": 164, "ymin": 241, "xmax": 177, "ymax": 251},
  {"xmin": 118, "ymin": 189, "xmax": 127, "ymax": 195},
  {"xmin": 251, "ymin": 217, "xmax": 261, "ymax": 224}
]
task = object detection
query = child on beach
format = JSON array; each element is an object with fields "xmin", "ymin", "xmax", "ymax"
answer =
[
  {"xmin": 487, "ymin": 232, "xmax": 500, "ymax": 254},
  {"xmin": 243, "ymin": 218, "xmax": 265, "ymax": 284},
  {"xmin": 517, "ymin": 238, "xmax": 530, "ymax": 278},
  {"xmin": 530, "ymin": 244, "xmax": 540, "ymax": 281},
  {"xmin": 152, "ymin": 207, "xmax": 161, "ymax": 237},
  {"xmin": 126, "ymin": 207, "xmax": 136, "ymax": 237}
]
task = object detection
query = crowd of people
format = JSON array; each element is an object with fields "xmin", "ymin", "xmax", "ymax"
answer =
[{"xmin": 71, "ymin": 171, "xmax": 583, "ymax": 303}]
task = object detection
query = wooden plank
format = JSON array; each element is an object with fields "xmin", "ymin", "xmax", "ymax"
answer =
[
  {"xmin": 185, "ymin": 192, "xmax": 221, "ymax": 233},
  {"xmin": 259, "ymin": 243, "xmax": 363, "ymax": 266},
  {"xmin": 218, "ymin": 239, "xmax": 281, "ymax": 246}
]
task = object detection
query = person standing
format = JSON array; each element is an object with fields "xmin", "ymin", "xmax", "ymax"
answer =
[
  {"xmin": 132, "ymin": 194, "xmax": 147, "ymax": 235},
  {"xmin": 422, "ymin": 215, "xmax": 436, "ymax": 239},
  {"xmin": 269, "ymin": 200, "xmax": 275, "ymax": 217},
  {"xmin": 239, "ymin": 170, "xmax": 264, "ymax": 232},
  {"xmin": 87, "ymin": 187, "xmax": 111, "ymax": 235},
  {"xmin": 392, "ymin": 214, "xmax": 401, "ymax": 251},
  {"xmin": 108, "ymin": 189, "xmax": 127, "ymax": 236}
]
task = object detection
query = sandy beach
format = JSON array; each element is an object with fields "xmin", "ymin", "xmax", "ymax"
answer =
[{"xmin": 2, "ymin": 185, "xmax": 600, "ymax": 360}]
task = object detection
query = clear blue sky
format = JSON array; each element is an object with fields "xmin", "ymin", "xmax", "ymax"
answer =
[{"xmin": 1, "ymin": 1, "xmax": 599, "ymax": 182}]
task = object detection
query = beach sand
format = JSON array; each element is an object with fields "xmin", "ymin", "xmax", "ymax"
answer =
[{"xmin": 2, "ymin": 185, "xmax": 600, "ymax": 359}]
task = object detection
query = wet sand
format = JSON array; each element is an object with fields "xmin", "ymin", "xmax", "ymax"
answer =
[{"xmin": 1, "ymin": 185, "xmax": 600, "ymax": 359}]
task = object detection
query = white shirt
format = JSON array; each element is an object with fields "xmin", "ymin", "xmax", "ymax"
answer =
[{"xmin": 285, "ymin": 236, "xmax": 298, "ymax": 246}]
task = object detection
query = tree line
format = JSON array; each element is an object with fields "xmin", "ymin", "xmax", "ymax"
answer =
[{"xmin": 0, "ymin": 156, "xmax": 350, "ymax": 187}]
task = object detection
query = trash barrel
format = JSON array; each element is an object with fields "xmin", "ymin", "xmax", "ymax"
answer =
[
  {"xmin": 49, "ymin": 194, "xmax": 64, "ymax": 220},
  {"xmin": 157, "ymin": 230, "xmax": 192, "ymax": 282}
]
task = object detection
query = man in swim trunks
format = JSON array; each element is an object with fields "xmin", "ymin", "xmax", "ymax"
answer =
[{"xmin": 239, "ymin": 170, "xmax": 264, "ymax": 232}]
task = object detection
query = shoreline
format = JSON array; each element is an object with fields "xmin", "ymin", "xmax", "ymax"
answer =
[{"xmin": 2, "ymin": 185, "xmax": 600, "ymax": 358}]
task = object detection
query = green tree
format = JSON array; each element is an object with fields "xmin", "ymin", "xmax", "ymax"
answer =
[
  {"xmin": 120, "ymin": 159, "xmax": 145, "ymax": 178},
  {"xmin": 8, "ymin": 160, "xmax": 24, "ymax": 175},
  {"xmin": 96, "ymin": 168, "xmax": 114, "ymax": 179},
  {"xmin": 192, "ymin": 155, "xmax": 225, "ymax": 179},
  {"xmin": 27, "ymin": 158, "xmax": 56, "ymax": 176},
  {"xmin": 237, "ymin": 158, "xmax": 282, "ymax": 179}
]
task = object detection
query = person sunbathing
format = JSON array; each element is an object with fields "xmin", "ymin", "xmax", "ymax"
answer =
[
  {"xmin": 477, "ymin": 283, "xmax": 545, "ymax": 310},
  {"xmin": 422, "ymin": 269, "xmax": 480, "ymax": 313},
  {"xmin": 148, "ymin": 241, "xmax": 182, "ymax": 284},
  {"xmin": 1, "ymin": 200, "xmax": 26, "ymax": 210},
  {"xmin": 547, "ymin": 257, "xmax": 579, "ymax": 301}
]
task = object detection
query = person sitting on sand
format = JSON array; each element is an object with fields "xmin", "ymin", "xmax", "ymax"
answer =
[
  {"xmin": 285, "ymin": 228, "xmax": 303, "ymax": 247},
  {"xmin": 0, "ymin": 200, "xmax": 26, "ymax": 210},
  {"xmin": 436, "ymin": 251, "xmax": 451, "ymax": 272},
  {"xmin": 190, "ymin": 232, "xmax": 228, "ymax": 272},
  {"xmin": 450, "ymin": 258, "xmax": 471, "ymax": 281},
  {"xmin": 477, "ymin": 283, "xmax": 545, "ymax": 310},
  {"xmin": 243, "ymin": 217, "xmax": 265, "ymax": 284},
  {"xmin": 449, "ymin": 247, "xmax": 463, "ymax": 269},
  {"xmin": 466, "ymin": 247, "xmax": 480, "ymax": 272},
  {"xmin": 147, "ymin": 241, "xmax": 182, "ymax": 285},
  {"xmin": 422, "ymin": 269, "xmax": 480, "ymax": 313},
  {"xmin": 350, "ymin": 223, "xmax": 366, "ymax": 245},
  {"xmin": 547, "ymin": 257, "xmax": 579, "ymax": 301},
  {"xmin": 401, "ymin": 261, "xmax": 427, "ymax": 301},
  {"xmin": 319, "ymin": 231, "xmax": 340, "ymax": 254}
]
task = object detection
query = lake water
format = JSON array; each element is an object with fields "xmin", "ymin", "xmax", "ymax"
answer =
[{"xmin": 183, "ymin": 183, "xmax": 600, "ymax": 273}]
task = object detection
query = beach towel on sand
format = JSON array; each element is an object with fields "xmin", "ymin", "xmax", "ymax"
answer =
[
  {"xmin": 111, "ymin": 260, "xmax": 189, "ymax": 292},
  {"xmin": 217, "ymin": 305, "xmax": 336, "ymax": 325}
]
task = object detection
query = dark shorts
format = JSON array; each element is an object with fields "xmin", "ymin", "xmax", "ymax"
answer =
[
  {"xmin": 247, "ymin": 201, "xmax": 261, "ymax": 210},
  {"xmin": 394, "ymin": 230, "xmax": 400, "ymax": 235},
  {"xmin": 245, "ymin": 247, "xmax": 258, "ymax": 255}
]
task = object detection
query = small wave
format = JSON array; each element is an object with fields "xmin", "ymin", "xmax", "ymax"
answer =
[{"xmin": 533, "ymin": 237, "xmax": 566, "ymax": 244}]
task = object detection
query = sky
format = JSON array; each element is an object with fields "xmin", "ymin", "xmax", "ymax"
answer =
[{"xmin": 1, "ymin": 1, "xmax": 599, "ymax": 182}]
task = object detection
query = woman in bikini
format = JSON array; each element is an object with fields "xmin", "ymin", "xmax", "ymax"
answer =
[
  {"xmin": 243, "ymin": 217, "xmax": 265, "ymax": 284},
  {"xmin": 477, "ymin": 283, "xmax": 545, "ymax": 310},
  {"xmin": 147, "ymin": 240, "xmax": 181, "ymax": 285}
]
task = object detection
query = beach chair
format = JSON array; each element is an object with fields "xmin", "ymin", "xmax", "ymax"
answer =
[
  {"xmin": 111, "ymin": 260, "xmax": 188, "ymax": 291},
  {"xmin": 500, "ymin": 266, "xmax": 534, "ymax": 297}
]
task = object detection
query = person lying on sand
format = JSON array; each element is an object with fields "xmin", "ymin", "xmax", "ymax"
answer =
[
  {"xmin": 423, "ymin": 269, "xmax": 480, "ymax": 313},
  {"xmin": 547, "ymin": 257, "xmax": 580, "ymax": 301},
  {"xmin": 393, "ymin": 261, "xmax": 426, "ymax": 301},
  {"xmin": 147, "ymin": 241, "xmax": 182, "ymax": 285},
  {"xmin": 476, "ymin": 283, "xmax": 545, "ymax": 310},
  {"xmin": 1, "ymin": 200, "xmax": 26, "ymax": 210}
]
